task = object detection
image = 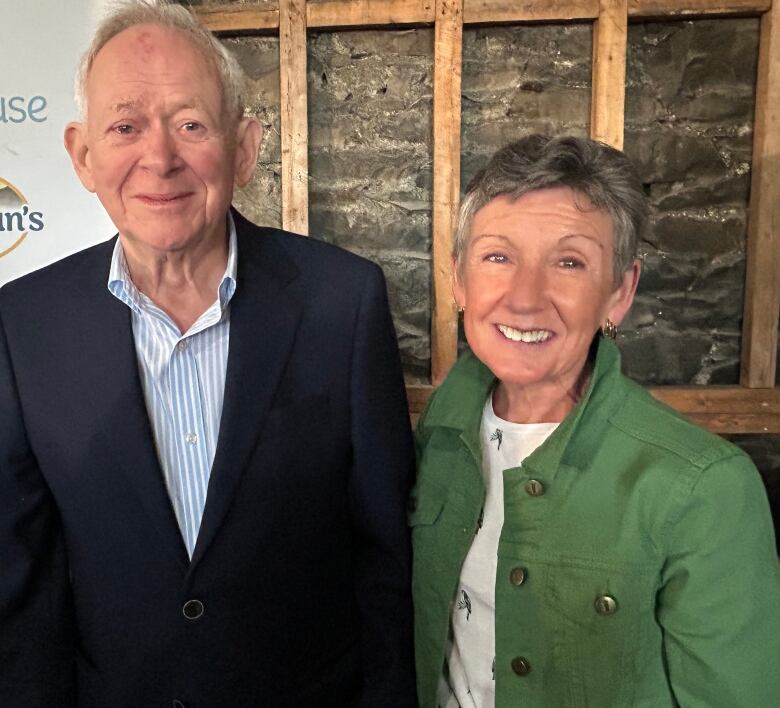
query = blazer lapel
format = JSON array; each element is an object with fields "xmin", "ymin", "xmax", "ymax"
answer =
[
  {"xmin": 74, "ymin": 243, "xmax": 189, "ymax": 569},
  {"xmin": 190, "ymin": 218, "xmax": 302, "ymax": 569}
]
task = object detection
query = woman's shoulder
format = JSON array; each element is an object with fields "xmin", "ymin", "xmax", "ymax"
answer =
[{"xmin": 608, "ymin": 374, "xmax": 749, "ymax": 471}]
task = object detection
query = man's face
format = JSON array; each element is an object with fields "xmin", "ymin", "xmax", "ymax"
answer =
[{"xmin": 66, "ymin": 24, "xmax": 259, "ymax": 255}]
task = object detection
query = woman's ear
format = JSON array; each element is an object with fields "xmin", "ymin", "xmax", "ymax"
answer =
[
  {"xmin": 64, "ymin": 122, "xmax": 96, "ymax": 193},
  {"xmin": 607, "ymin": 259, "xmax": 641, "ymax": 327}
]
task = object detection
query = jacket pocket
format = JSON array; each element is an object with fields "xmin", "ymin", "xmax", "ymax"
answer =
[{"xmin": 543, "ymin": 560, "xmax": 650, "ymax": 707}]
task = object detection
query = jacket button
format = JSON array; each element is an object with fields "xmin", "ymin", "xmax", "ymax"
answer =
[
  {"xmin": 182, "ymin": 599, "xmax": 204, "ymax": 620},
  {"xmin": 594, "ymin": 594, "xmax": 618, "ymax": 616},
  {"xmin": 172, "ymin": 701, "xmax": 186, "ymax": 708},
  {"xmin": 511, "ymin": 656, "xmax": 531, "ymax": 676},
  {"xmin": 525, "ymin": 479, "xmax": 545, "ymax": 496},
  {"xmin": 509, "ymin": 567, "xmax": 527, "ymax": 586}
]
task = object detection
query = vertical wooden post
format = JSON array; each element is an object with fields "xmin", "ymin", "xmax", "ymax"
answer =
[
  {"xmin": 591, "ymin": 0, "xmax": 628, "ymax": 148},
  {"xmin": 741, "ymin": 2, "xmax": 780, "ymax": 387},
  {"xmin": 431, "ymin": 0, "xmax": 464, "ymax": 385},
  {"xmin": 279, "ymin": 0, "xmax": 309, "ymax": 235}
]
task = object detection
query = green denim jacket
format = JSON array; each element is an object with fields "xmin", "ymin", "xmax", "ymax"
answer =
[{"xmin": 411, "ymin": 337, "xmax": 780, "ymax": 707}]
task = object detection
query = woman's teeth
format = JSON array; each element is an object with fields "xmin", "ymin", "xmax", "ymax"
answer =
[{"xmin": 497, "ymin": 325, "xmax": 552, "ymax": 343}]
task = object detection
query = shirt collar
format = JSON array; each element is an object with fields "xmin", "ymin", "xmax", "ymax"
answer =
[
  {"xmin": 420, "ymin": 335, "xmax": 627, "ymax": 473},
  {"xmin": 107, "ymin": 213, "xmax": 238, "ymax": 314}
]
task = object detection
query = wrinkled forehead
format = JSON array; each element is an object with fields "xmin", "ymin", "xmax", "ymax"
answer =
[{"xmin": 85, "ymin": 24, "xmax": 224, "ymax": 113}]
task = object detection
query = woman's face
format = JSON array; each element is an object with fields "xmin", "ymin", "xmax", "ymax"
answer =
[{"xmin": 454, "ymin": 187, "xmax": 639, "ymax": 405}]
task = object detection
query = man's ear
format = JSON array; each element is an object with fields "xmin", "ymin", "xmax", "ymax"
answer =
[
  {"xmin": 233, "ymin": 117, "xmax": 263, "ymax": 188},
  {"xmin": 606, "ymin": 259, "xmax": 641, "ymax": 327},
  {"xmin": 64, "ymin": 122, "xmax": 96, "ymax": 193}
]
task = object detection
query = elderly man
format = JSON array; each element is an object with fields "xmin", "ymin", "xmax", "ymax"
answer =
[{"xmin": 0, "ymin": 2, "xmax": 416, "ymax": 706}]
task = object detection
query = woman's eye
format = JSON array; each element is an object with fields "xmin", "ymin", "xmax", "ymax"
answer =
[{"xmin": 486, "ymin": 254, "xmax": 507, "ymax": 263}]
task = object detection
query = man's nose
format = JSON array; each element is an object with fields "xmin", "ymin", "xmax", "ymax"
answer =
[{"xmin": 140, "ymin": 125, "xmax": 182, "ymax": 175}]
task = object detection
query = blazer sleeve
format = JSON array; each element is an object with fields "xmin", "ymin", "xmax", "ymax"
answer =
[
  {"xmin": 347, "ymin": 263, "xmax": 418, "ymax": 707},
  {"xmin": 0, "ymin": 298, "xmax": 75, "ymax": 707},
  {"xmin": 658, "ymin": 452, "xmax": 780, "ymax": 707}
]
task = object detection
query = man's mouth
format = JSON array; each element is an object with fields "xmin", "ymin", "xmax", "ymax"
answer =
[
  {"xmin": 497, "ymin": 324, "xmax": 553, "ymax": 343},
  {"xmin": 135, "ymin": 192, "xmax": 192, "ymax": 205}
]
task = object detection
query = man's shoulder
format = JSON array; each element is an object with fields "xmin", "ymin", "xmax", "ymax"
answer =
[
  {"xmin": 1, "ymin": 238, "xmax": 114, "ymax": 298},
  {"xmin": 234, "ymin": 212, "xmax": 382, "ymax": 281},
  {"xmin": 0, "ymin": 237, "xmax": 115, "ymax": 317}
]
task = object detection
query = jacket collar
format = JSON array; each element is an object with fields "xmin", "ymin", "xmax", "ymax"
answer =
[{"xmin": 421, "ymin": 336, "xmax": 628, "ymax": 474}]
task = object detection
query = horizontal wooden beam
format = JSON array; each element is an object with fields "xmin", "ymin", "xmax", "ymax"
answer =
[
  {"xmin": 308, "ymin": 0, "xmax": 434, "ymax": 28},
  {"xmin": 628, "ymin": 0, "xmax": 771, "ymax": 18},
  {"xmin": 195, "ymin": 5, "xmax": 279, "ymax": 32},
  {"xmin": 195, "ymin": 0, "xmax": 772, "ymax": 33},
  {"xmin": 462, "ymin": 0, "xmax": 599, "ymax": 23},
  {"xmin": 407, "ymin": 384, "xmax": 780, "ymax": 433}
]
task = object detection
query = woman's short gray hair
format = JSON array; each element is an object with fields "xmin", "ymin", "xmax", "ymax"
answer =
[
  {"xmin": 75, "ymin": 0, "xmax": 246, "ymax": 122},
  {"xmin": 454, "ymin": 135, "xmax": 648, "ymax": 286}
]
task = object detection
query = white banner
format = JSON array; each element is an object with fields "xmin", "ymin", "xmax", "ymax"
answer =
[{"xmin": 0, "ymin": 0, "xmax": 116, "ymax": 286}]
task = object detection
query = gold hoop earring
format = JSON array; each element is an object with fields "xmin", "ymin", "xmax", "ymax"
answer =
[{"xmin": 602, "ymin": 318, "xmax": 617, "ymax": 340}]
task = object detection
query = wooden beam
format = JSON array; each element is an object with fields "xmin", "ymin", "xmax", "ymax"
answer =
[
  {"xmin": 407, "ymin": 384, "xmax": 780, "ymax": 433},
  {"xmin": 741, "ymin": 0, "xmax": 780, "ymax": 387},
  {"xmin": 463, "ymin": 0, "xmax": 599, "ymax": 23},
  {"xmin": 307, "ymin": 0, "xmax": 435, "ymax": 28},
  {"xmin": 591, "ymin": 0, "xmax": 628, "ymax": 149},
  {"xmin": 431, "ymin": 0, "xmax": 464, "ymax": 385},
  {"xmin": 195, "ymin": 4, "xmax": 279, "ymax": 32},
  {"xmin": 195, "ymin": 0, "xmax": 770, "ymax": 34},
  {"xmin": 628, "ymin": 0, "xmax": 771, "ymax": 19},
  {"xmin": 279, "ymin": 0, "xmax": 309, "ymax": 235}
]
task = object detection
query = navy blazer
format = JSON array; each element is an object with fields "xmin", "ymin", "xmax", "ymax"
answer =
[{"xmin": 0, "ymin": 210, "xmax": 417, "ymax": 707}]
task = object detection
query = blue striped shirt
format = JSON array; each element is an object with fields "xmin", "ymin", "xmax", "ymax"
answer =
[{"xmin": 107, "ymin": 218, "xmax": 237, "ymax": 557}]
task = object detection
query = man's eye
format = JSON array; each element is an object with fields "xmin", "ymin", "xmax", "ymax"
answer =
[
  {"xmin": 113, "ymin": 124, "xmax": 134, "ymax": 135},
  {"xmin": 486, "ymin": 254, "xmax": 507, "ymax": 263},
  {"xmin": 182, "ymin": 121, "xmax": 203, "ymax": 131},
  {"xmin": 560, "ymin": 257, "xmax": 584, "ymax": 269}
]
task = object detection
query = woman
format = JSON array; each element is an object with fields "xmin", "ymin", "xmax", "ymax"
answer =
[{"xmin": 411, "ymin": 135, "xmax": 780, "ymax": 707}]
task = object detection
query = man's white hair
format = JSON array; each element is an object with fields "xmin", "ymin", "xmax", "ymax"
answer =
[{"xmin": 74, "ymin": 0, "xmax": 246, "ymax": 122}]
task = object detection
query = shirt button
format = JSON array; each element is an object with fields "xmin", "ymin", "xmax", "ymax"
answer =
[
  {"xmin": 185, "ymin": 432, "xmax": 198, "ymax": 445},
  {"xmin": 511, "ymin": 656, "xmax": 531, "ymax": 676},
  {"xmin": 182, "ymin": 599, "xmax": 204, "ymax": 620},
  {"xmin": 594, "ymin": 594, "xmax": 619, "ymax": 616},
  {"xmin": 177, "ymin": 340, "xmax": 189, "ymax": 352},
  {"xmin": 509, "ymin": 567, "xmax": 527, "ymax": 586},
  {"xmin": 525, "ymin": 479, "xmax": 545, "ymax": 496}
]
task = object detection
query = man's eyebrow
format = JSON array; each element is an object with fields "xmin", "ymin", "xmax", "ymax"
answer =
[{"xmin": 110, "ymin": 100, "xmax": 143, "ymax": 114}]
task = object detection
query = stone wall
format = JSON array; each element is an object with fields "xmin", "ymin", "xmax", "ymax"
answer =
[{"xmin": 185, "ymin": 2, "xmax": 778, "ymax": 544}]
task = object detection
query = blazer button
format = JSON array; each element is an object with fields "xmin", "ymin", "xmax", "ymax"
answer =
[
  {"xmin": 182, "ymin": 599, "xmax": 204, "ymax": 620},
  {"xmin": 511, "ymin": 656, "xmax": 531, "ymax": 676},
  {"xmin": 594, "ymin": 594, "xmax": 618, "ymax": 616},
  {"xmin": 525, "ymin": 479, "xmax": 545, "ymax": 496},
  {"xmin": 509, "ymin": 566, "xmax": 527, "ymax": 586}
]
